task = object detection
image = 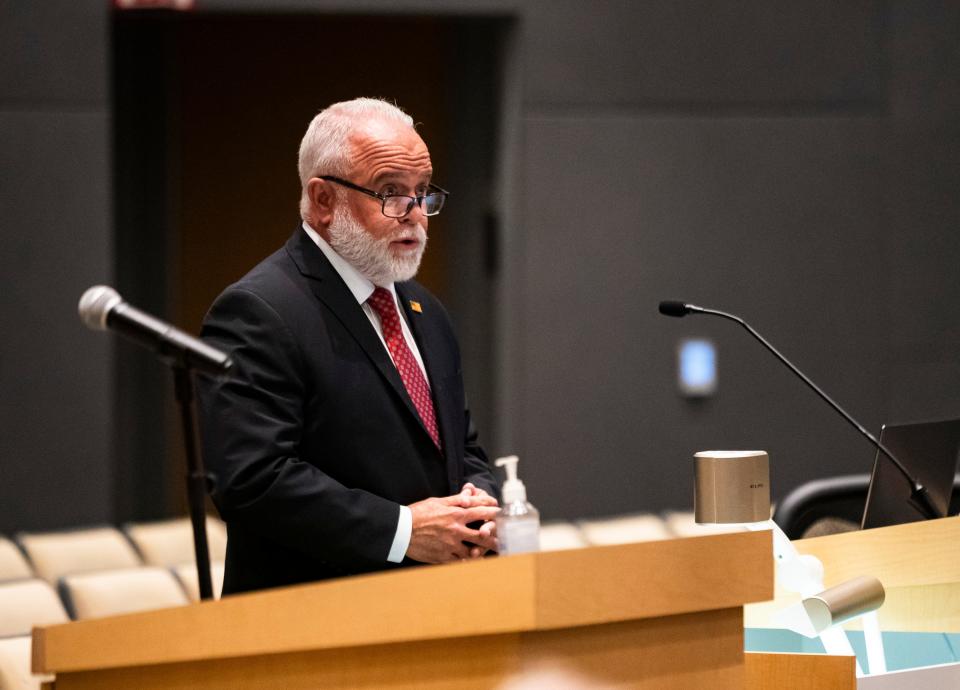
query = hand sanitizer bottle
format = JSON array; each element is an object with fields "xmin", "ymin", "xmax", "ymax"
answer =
[{"xmin": 494, "ymin": 455, "xmax": 540, "ymax": 555}]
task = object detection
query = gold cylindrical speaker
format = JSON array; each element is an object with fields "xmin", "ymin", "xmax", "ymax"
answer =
[
  {"xmin": 803, "ymin": 575, "xmax": 886, "ymax": 632},
  {"xmin": 694, "ymin": 450, "xmax": 771, "ymax": 524}
]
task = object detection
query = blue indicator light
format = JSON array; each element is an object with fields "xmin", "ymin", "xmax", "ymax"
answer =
[{"xmin": 679, "ymin": 339, "xmax": 717, "ymax": 396}]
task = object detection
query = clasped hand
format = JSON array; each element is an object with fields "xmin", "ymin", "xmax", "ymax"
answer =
[{"xmin": 406, "ymin": 483, "xmax": 499, "ymax": 563}]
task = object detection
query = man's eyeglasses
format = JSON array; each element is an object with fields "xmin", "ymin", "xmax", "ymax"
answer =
[{"xmin": 319, "ymin": 176, "xmax": 449, "ymax": 218}]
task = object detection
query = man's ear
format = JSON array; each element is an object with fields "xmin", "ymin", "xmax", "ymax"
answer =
[{"xmin": 307, "ymin": 178, "xmax": 335, "ymax": 226}]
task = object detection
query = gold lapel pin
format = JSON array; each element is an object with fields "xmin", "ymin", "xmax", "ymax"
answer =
[{"xmin": 409, "ymin": 300, "xmax": 423, "ymax": 313}]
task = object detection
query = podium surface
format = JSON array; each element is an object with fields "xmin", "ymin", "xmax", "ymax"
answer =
[
  {"xmin": 745, "ymin": 517, "xmax": 960, "ymax": 687},
  {"xmin": 35, "ymin": 530, "xmax": 772, "ymax": 689},
  {"xmin": 746, "ymin": 516, "xmax": 960, "ymax": 633}
]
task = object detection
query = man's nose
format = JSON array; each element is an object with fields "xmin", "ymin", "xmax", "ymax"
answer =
[{"xmin": 402, "ymin": 198, "xmax": 426, "ymax": 225}]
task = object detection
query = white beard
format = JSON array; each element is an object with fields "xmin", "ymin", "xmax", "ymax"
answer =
[{"xmin": 326, "ymin": 205, "xmax": 427, "ymax": 286}]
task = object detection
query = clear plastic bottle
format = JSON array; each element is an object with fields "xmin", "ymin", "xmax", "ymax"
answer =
[{"xmin": 494, "ymin": 455, "xmax": 540, "ymax": 555}]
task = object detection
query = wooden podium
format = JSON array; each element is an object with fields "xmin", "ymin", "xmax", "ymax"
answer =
[{"xmin": 34, "ymin": 530, "xmax": 775, "ymax": 689}]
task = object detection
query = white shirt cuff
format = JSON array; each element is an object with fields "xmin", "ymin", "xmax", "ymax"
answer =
[{"xmin": 387, "ymin": 505, "xmax": 412, "ymax": 563}]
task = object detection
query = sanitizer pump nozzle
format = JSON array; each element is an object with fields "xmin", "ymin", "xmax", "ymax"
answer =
[
  {"xmin": 495, "ymin": 455, "xmax": 527, "ymax": 503},
  {"xmin": 494, "ymin": 455, "xmax": 540, "ymax": 555}
]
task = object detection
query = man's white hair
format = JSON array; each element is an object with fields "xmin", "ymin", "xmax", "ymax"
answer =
[{"xmin": 297, "ymin": 98, "xmax": 414, "ymax": 219}]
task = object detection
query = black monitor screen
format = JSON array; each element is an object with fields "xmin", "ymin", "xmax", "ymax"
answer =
[{"xmin": 861, "ymin": 418, "xmax": 960, "ymax": 530}]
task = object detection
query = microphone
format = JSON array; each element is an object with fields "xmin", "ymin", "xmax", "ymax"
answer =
[
  {"xmin": 658, "ymin": 300, "xmax": 939, "ymax": 520},
  {"xmin": 79, "ymin": 285, "xmax": 233, "ymax": 377},
  {"xmin": 658, "ymin": 301, "xmax": 703, "ymax": 317}
]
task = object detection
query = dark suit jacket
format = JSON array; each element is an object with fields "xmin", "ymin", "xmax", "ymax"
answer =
[{"xmin": 197, "ymin": 227, "xmax": 498, "ymax": 594}]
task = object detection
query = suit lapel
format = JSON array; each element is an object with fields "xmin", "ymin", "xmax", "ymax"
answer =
[{"xmin": 285, "ymin": 230, "xmax": 424, "ymax": 430}]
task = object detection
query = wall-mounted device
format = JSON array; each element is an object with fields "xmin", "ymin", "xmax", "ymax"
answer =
[{"xmin": 678, "ymin": 338, "xmax": 716, "ymax": 397}]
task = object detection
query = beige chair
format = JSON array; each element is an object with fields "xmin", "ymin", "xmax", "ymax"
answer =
[
  {"xmin": 0, "ymin": 537, "xmax": 33, "ymax": 582},
  {"xmin": 17, "ymin": 527, "xmax": 141, "ymax": 584},
  {"xmin": 0, "ymin": 636, "xmax": 53, "ymax": 690},
  {"xmin": 60, "ymin": 566, "xmax": 189, "ymax": 620},
  {"xmin": 577, "ymin": 513, "xmax": 672, "ymax": 546},
  {"xmin": 124, "ymin": 516, "xmax": 228, "ymax": 566},
  {"xmin": 538, "ymin": 522, "xmax": 588, "ymax": 551},
  {"xmin": 0, "ymin": 578, "xmax": 70, "ymax": 637},
  {"xmin": 172, "ymin": 560, "xmax": 225, "ymax": 601}
]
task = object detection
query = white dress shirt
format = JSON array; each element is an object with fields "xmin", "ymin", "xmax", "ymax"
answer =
[{"xmin": 301, "ymin": 221, "xmax": 429, "ymax": 563}]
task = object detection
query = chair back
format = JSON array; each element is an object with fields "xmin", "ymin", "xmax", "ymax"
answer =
[
  {"xmin": 17, "ymin": 527, "xmax": 141, "ymax": 583},
  {"xmin": 172, "ymin": 560, "xmax": 225, "ymax": 601},
  {"xmin": 59, "ymin": 566, "xmax": 189, "ymax": 620},
  {"xmin": 0, "ymin": 579, "xmax": 69, "ymax": 637},
  {"xmin": 124, "ymin": 517, "xmax": 227, "ymax": 566},
  {"xmin": 773, "ymin": 475, "xmax": 871, "ymax": 539},
  {"xmin": 775, "ymin": 473, "xmax": 960, "ymax": 539},
  {"xmin": 577, "ymin": 513, "xmax": 672, "ymax": 545},
  {"xmin": 0, "ymin": 636, "xmax": 54, "ymax": 690},
  {"xmin": 0, "ymin": 538, "xmax": 33, "ymax": 582}
]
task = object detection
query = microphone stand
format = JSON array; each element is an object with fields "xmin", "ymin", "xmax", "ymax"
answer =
[
  {"xmin": 172, "ymin": 366, "xmax": 214, "ymax": 600},
  {"xmin": 678, "ymin": 304, "xmax": 939, "ymax": 520},
  {"xmin": 78, "ymin": 285, "xmax": 225, "ymax": 599}
]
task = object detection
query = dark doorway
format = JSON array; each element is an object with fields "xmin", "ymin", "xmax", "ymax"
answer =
[{"xmin": 112, "ymin": 10, "xmax": 509, "ymax": 519}]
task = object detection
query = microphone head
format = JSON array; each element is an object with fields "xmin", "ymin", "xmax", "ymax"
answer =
[
  {"xmin": 658, "ymin": 300, "xmax": 690, "ymax": 318},
  {"xmin": 79, "ymin": 285, "xmax": 123, "ymax": 331}
]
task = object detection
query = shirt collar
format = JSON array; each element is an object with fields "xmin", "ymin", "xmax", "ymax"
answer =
[{"xmin": 301, "ymin": 221, "xmax": 397, "ymax": 306}]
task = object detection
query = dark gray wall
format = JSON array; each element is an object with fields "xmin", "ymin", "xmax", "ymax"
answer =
[
  {"xmin": 510, "ymin": 1, "xmax": 960, "ymax": 519},
  {"xmin": 0, "ymin": 1, "xmax": 114, "ymax": 532},
  {"xmin": 2, "ymin": 0, "xmax": 958, "ymax": 531}
]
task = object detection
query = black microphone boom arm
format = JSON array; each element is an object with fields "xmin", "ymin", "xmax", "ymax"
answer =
[{"xmin": 658, "ymin": 300, "xmax": 939, "ymax": 520}]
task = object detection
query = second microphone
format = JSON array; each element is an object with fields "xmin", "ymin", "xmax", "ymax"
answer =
[{"xmin": 79, "ymin": 285, "xmax": 233, "ymax": 377}]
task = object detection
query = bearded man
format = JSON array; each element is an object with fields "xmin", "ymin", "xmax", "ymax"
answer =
[{"xmin": 198, "ymin": 98, "xmax": 500, "ymax": 594}]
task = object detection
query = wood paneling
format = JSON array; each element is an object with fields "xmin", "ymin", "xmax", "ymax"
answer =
[{"xmin": 745, "ymin": 652, "xmax": 855, "ymax": 690}]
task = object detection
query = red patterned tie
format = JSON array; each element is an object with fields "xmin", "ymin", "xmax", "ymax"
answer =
[{"xmin": 367, "ymin": 287, "xmax": 441, "ymax": 450}]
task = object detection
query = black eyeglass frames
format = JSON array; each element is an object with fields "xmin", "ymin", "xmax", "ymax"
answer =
[{"xmin": 319, "ymin": 176, "xmax": 449, "ymax": 218}]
